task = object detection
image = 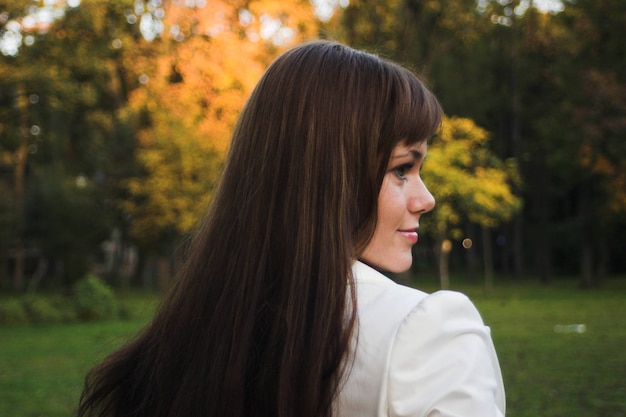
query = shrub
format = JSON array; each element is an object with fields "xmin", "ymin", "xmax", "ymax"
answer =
[
  {"xmin": 22, "ymin": 296, "xmax": 65, "ymax": 323},
  {"xmin": 117, "ymin": 302, "xmax": 136, "ymax": 320},
  {"xmin": 73, "ymin": 274, "xmax": 118, "ymax": 321},
  {"xmin": 0, "ymin": 298, "xmax": 29, "ymax": 325},
  {"xmin": 49, "ymin": 294, "xmax": 78, "ymax": 322}
]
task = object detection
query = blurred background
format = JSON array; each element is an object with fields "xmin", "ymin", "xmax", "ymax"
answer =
[
  {"xmin": 0, "ymin": 1, "xmax": 625, "ymax": 416},
  {"xmin": 1, "ymin": 0, "xmax": 624, "ymax": 291}
]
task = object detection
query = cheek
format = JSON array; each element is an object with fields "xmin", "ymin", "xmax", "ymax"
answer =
[{"xmin": 377, "ymin": 182, "xmax": 405, "ymax": 226}]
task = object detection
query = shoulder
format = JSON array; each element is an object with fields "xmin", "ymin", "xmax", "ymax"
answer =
[
  {"xmin": 347, "ymin": 261, "xmax": 505, "ymax": 417},
  {"xmin": 400, "ymin": 290, "xmax": 484, "ymax": 334},
  {"xmin": 352, "ymin": 261, "xmax": 489, "ymax": 341},
  {"xmin": 351, "ymin": 261, "xmax": 474, "ymax": 338},
  {"xmin": 352, "ymin": 262, "xmax": 475, "ymax": 330},
  {"xmin": 338, "ymin": 262, "xmax": 431, "ymax": 416},
  {"xmin": 352, "ymin": 261, "xmax": 427, "ymax": 312},
  {"xmin": 386, "ymin": 290, "xmax": 506, "ymax": 417}
]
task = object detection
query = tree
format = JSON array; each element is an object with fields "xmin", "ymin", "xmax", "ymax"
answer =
[
  {"xmin": 331, "ymin": 0, "xmax": 626, "ymax": 286},
  {"xmin": 423, "ymin": 116, "xmax": 521, "ymax": 289},
  {"xmin": 554, "ymin": 0, "xmax": 626, "ymax": 286},
  {"xmin": 1, "ymin": 0, "xmax": 323, "ymax": 291},
  {"xmin": 0, "ymin": 0, "xmax": 144, "ymax": 289},
  {"xmin": 117, "ymin": 0, "xmax": 320, "ymax": 286},
  {"xmin": 0, "ymin": 0, "xmax": 47, "ymax": 290}
]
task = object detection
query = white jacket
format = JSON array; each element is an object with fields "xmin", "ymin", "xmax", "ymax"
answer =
[{"xmin": 335, "ymin": 261, "xmax": 506, "ymax": 417}]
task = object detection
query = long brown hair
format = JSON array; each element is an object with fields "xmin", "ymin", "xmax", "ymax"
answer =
[{"xmin": 78, "ymin": 40, "xmax": 442, "ymax": 417}]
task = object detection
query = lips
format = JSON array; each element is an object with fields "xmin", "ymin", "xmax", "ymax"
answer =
[{"xmin": 398, "ymin": 229, "xmax": 418, "ymax": 243}]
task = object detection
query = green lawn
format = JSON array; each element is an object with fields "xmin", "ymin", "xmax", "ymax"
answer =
[
  {"xmin": 0, "ymin": 293, "xmax": 158, "ymax": 417},
  {"xmin": 483, "ymin": 286, "xmax": 626, "ymax": 417},
  {"xmin": 1, "ymin": 280, "xmax": 625, "ymax": 417}
]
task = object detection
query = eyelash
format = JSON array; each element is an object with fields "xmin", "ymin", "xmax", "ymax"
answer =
[{"xmin": 392, "ymin": 163, "xmax": 414, "ymax": 181}]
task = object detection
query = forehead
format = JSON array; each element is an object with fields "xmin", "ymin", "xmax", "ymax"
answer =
[{"xmin": 391, "ymin": 140, "xmax": 428, "ymax": 157}]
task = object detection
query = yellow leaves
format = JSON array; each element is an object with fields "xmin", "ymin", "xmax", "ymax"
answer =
[
  {"xmin": 469, "ymin": 166, "xmax": 519, "ymax": 226},
  {"xmin": 122, "ymin": 0, "xmax": 318, "ymax": 245},
  {"xmin": 123, "ymin": 129, "xmax": 222, "ymax": 244},
  {"xmin": 438, "ymin": 116, "xmax": 489, "ymax": 145},
  {"xmin": 423, "ymin": 116, "xmax": 522, "ymax": 237},
  {"xmin": 249, "ymin": 0, "xmax": 317, "ymax": 26}
]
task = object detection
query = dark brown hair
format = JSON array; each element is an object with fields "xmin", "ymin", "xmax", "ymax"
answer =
[{"xmin": 78, "ymin": 40, "xmax": 442, "ymax": 417}]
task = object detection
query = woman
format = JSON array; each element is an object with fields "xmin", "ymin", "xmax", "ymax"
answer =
[{"xmin": 78, "ymin": 41, "xmax": 505, "ymax": 417}]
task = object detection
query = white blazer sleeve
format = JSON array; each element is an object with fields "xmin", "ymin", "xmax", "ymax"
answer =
[{"xmin": 387, "ymin": 291, "xmax": 505, "ymax": 417}]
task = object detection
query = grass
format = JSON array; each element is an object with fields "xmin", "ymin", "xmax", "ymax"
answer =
[
  {"xmin": 1, "ymin": 280, "xmax": 625, "ymax": 417},
  {"xmin": 425, "ymin": 277, "xmax": 626, "ymax": 417},
  {"xmin": 0, "ymin": 293, "xmax": 158, "ymax": 417}
]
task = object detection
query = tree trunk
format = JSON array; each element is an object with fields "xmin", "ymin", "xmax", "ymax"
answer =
[
  {"xmin": 26, "ymin": 257, "xmax": 48, "ymax": 294},
  {"xmin": 578, "ymin": 178, "xmax": 597, "ymax": 288},
  {"xmin": 482, "ymin": 227, "xmax": 494, "ymax": 293},
  {"xmin": 13, "ymin": 88, "xmax": 28, "ymax": 292},
  {"xmin": 534, "ymin": 156, "xmax": 552, "ymax": 283},
  {"xmin": 157, "ymin": 257, "xmax": 172, "ymax": 293},
  {"xmin": 464, "ymin": 223, "xmax": 477, "ymax": 282},
  {"xmin": 596, "ymin": 236, "xmax": 608, "ymax": 284},
  {"xmin": 438, "ymin": 238, "xmax": 452, "ymax": 290},
  {"xmin": 510, "ymin": 16, "xmax": 524, "ymax": 281},
  {"xmin": 580, "ymin": 240, "xmax": 593, "ymax": 289},
  {"xmin": 513, "ymin": 213, "xmax": 524, "ymax": 280}
]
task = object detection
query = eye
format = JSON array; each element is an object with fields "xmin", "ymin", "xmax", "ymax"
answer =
[{"xmin": 392, "ymin": 163, "xmax": 414, "ymax": 181}]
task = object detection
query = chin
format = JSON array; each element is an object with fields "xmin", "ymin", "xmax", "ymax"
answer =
[
  {"xmin": 381, "ymin": 257, "xmax": 413, "ymax": 274},
  {"xmin": 361, "ymin": 254, "xmax": 412, "ymax": 274},
  {"xmin": 389, "ymin": 264, "xmax": 411, "ymax": 274}
]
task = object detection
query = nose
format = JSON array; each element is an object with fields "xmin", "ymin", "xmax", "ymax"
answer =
[{"xmin": 409, "ymin": 178, "xmax": 435, "ymax": 214}]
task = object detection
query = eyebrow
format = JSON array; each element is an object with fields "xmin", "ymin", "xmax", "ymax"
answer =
[{"xmin": 391, "ymin": 149, "xmax": 425, "ymax": 160}]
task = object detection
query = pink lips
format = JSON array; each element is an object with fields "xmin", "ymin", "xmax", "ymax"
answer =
[{"xmin": 398, "ymin": 229, "xmax": 418, "ymax": 243}]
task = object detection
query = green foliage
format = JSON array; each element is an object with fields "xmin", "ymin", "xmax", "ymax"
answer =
[
  {"xmin": 0, "ymin": 298, "xmax": 28, "ymax": 324},
  {"xmin": 0, "ymin": 0, "xmax": 142, "ymax": 287},
  {"xmin": 26, "ymin": 168, "xmax": 113, "ymax": 285},
  {"xmin": 1, "ymin": 0, "xmax": 316, "ymax": 276},
  {"xmin": 73, "ymin": 274, "xmax": 118, "ymax": 321},
  {"xmin": 0, "ymin": 295, "xmax": 77, "ymax": 324},
  {"xmin": 1, "ymin": 0, "xmax": 624, "ymax": 289},
  {"xmin": 122, "ymin": 124, "xmax": 222, "ymax": 250},
  {"xmin": 22, "ymin": 295, "xmax": 66, "ymax": 324},
  {"xmin": 0, "ymin": 275, "xmax": 153, "ymax": 325},
  {"xmin": 0, "ymin": 289, "xmax": 143, "ymax": 325}
]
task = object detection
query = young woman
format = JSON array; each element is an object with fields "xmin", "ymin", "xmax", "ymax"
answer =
[{"xmin": 78, "ymin": 40, "xmax": 505, "ymax": 417}]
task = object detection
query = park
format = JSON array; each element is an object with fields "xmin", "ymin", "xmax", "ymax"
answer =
[
  {"xmin": 2, "ymin": 276, "xmax": 626, "ymax": 416},
  {"xmin": 1, "ymin": 0, "xmax": 625, "ymax": 416}
]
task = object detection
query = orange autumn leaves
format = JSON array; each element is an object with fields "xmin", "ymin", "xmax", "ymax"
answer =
[{"xmin": 123, "ymin": 0, "xmax": 318, "ymax": 244}]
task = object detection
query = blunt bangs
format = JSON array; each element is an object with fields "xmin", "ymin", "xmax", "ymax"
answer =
[{"xmin": 380, "ymin": 64, "xmax": 443, "ymax": 151}]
